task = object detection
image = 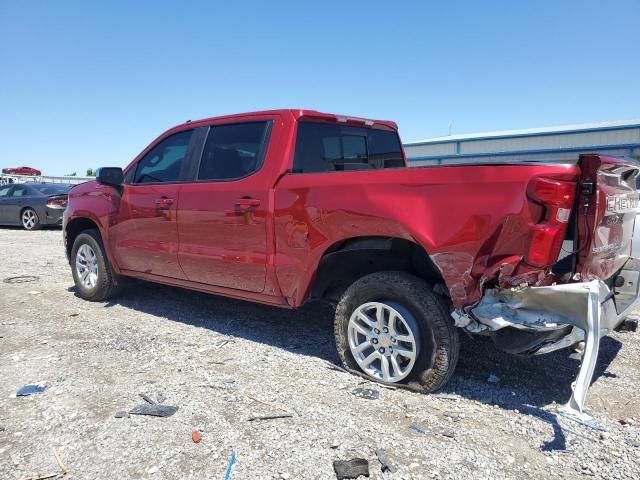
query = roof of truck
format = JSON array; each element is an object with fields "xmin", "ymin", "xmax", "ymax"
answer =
[{"xmin": 179, "ymin": 109, "xmax": 398, "ymax": 130}]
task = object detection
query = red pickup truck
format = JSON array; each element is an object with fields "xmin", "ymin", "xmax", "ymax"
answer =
[{"xmin": 63, "ymin": 109, "xmax": 640, "ymax": 415}]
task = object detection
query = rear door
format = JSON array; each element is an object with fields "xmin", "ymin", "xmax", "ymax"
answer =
[
  {"xmin": 109, "ymin": 129, "xmax": 197, "ymax": 279},
  {"xmin": 177, "ymin": 118, "xmax": 275, "ymax": 292},
  {"xmin": 576, "ymin": 154, "xmax": 640, "ymax": 280}
]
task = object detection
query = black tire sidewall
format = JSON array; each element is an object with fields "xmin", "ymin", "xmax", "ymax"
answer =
[
  {"xmin": 335, "ymin": 271, "xmax": 458, "ymax": 392},
  {"xmin": 70, "ymin": 231, "xmax": 114, "ymax": 301}
]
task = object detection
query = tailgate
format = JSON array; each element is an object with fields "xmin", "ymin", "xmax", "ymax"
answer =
[{"xmin": 575, "ymin": 154, "xmax": 640, "ymax": 281}]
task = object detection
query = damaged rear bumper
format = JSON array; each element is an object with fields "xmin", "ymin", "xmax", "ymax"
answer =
[
  {"xmin": 454, "ymin": 257, "xmax": 640, "ymax": 355},
  {"xmin": 452, "ymin": 257, "xmax": 640, "ymax": 417}
]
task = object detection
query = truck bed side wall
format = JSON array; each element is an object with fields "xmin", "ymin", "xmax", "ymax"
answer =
[{"xmin": 273, "ymin": 163, "xmax": 581, "ymax": 308}]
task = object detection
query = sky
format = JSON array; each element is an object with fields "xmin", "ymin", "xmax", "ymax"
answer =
[{"xmin": 1, "ymin": 0, "xmax": 639, "ymax": 176}]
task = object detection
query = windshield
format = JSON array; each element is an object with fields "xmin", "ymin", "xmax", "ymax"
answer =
[{"xmin": 31, "ymin": 184, "xmax": 71, "ymax": 195}]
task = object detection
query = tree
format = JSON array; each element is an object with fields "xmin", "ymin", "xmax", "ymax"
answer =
[{"xmin": 86, "ymin": 168, "xmax": 96, "ymax": 176}]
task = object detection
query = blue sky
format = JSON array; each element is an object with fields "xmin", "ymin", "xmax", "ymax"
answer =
[{"xmin": 1, "ymin": 0, "xmax": 639, "ymax": 175}]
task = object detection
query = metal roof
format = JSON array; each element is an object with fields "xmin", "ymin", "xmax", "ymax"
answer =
[{"xmin": 404, "ymin": 119, "xmax": 640, "ymax": 146}]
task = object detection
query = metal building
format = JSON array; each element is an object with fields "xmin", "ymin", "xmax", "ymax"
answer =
[{"xmin": 403, "ymin": 120, "xmax": 640, "ymax": 166}]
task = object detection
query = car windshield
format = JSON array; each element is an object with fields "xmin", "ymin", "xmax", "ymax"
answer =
[{"xmin": 30, "ymin": 184, "xmax": 71, "ymax": 195}]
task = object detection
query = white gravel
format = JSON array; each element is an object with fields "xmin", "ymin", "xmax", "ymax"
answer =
[{"xmin": 0, "ymin": 228, "xmax": 639, "ymax": 479}]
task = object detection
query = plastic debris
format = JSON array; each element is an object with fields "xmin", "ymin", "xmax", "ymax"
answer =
[
  {"xmin": 487, "ymin": 374, "xmax": 501, "ymax": 384},
  {"xmin": 129, "ymin": 404, "xmax": 178, "ymax": 417},
  {"xmin": 114, "ymin": 411, "xmax": 129, "ymax": 419},
  {"xmin": 375, "ymin": 449, "xmax": 397, "ymax": 474},
  {"xmin": 558, "ymin": 411, "xmax": 604, "ymax": 431},
  {"xmin": 442, "ymin": 430, "xmax": 456, "ymax": 438},
  {"xmin": 352, "ymin": 388, "xmax": 379, "ymax": 400},
  {"xmin": 333, "ymin": 458, "xmax": 369, "ymax": 479},
  {"xmin": 192, "ymin": 431, "xmax": 201, "ymax": 443},
  {"xmin": 224, "ymin": 451, "xmax": 236, "ymax": 480},
  {"xmin": 248, "ymin": 414, "xmax": 293, "ymax": 422},
  {"xmin": 409, "ymin": 424, "xmax": 427, "ymax": 435},
  {"xmin": 16, "ymin": 384, "xmax": 46, "ymax": 396}
]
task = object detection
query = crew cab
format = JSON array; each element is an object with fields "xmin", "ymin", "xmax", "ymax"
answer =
[{"xmin": 63, "ymin": 109, "xmax": 640, "ymax": 413}]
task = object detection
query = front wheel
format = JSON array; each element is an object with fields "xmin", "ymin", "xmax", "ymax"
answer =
[
  {"xmin": 71, "ymin": 229, "xmax": 121, "ymax": 301},
  {"xmin": 334, "ymin": 271, "xmax": 459, "ymax": 392}
]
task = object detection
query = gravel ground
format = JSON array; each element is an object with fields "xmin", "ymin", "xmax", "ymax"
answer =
[{"xmin": 1, "ymin": 228, "xmax": 639, "ymax": 480}]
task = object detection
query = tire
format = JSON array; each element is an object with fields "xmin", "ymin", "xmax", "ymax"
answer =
[
  {"xmin": 21, "ymin": 208, "xmax": 42, "ymax": 230},
  {"xmin": 70, "ymin": 229, "xmax": 121, "ymax": 301},
  {"xmin": 335, "ymin": 271, "xmax": 459, "ymax": 393}
]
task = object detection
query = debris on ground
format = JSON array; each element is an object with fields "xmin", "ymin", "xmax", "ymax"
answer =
[
  {"xmin": 333, "ymin": 458, "xmax": 369, "ymax": 479},
  {"xmin": 409, "ymin": 424, "xmax": 427, "ymax": 436},
  {"xmin": 16, "ymin": 384, "xmax": 46, "ymax": 396},
  {"xmin": 326, "ymin": 363, "xmax": 349, "ymax": 374},
  {"xmin": 191, "ymin": 431, "xmax": 201, "ymax": 443},
  {"xmin": 431, "ymin": 393, "xmax": 460, "ymax": 400},
  {"xmin": 224, "ymin": 451, "xmax": 236, "ymax": 480},
  {"xmin": 617, "ymin": 319, "xmax": 638, "ymax": 332},
  {"xmin": 352, "ymin": 388, "xmax": 379, "ymax": 400},
  {"xmin": 129, "ymin": 403, "xmax": 178, "ymax": 417},
  {"xmin": 114, "ymin": 410, "xmax": 129, "ymax": 418},
  {"xmin": 487, "ymin": 374, "xmax": 501, "ymax": 384},
  {"xmin": 248, "ymin": 414, "xmax": 293, "ymax": 422},
  {"xmin": 243, "ymin": 393, "xmax": 290, "ymax": 413},
  {"xmin": 442, "ymin": 430, "xmax": 456, "ymax": 438},
  {"xmin": 139, "ymin": 393, "xmax": 156, "ymax": 404},
  {"xmin": 375, "ymin": 449, "xmax": 397, "ymax": 474},
  {"xmin": 21, "ymin": 447, "xmax": 68, "ymax": 480},
  {"xmin": 619, "ymin": 417, "xmax": 635, "ymax": 426}
]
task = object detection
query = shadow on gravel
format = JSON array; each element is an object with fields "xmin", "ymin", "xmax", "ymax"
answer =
[
  {"xmin": 441, "ymin": 334, "xmax": 623, "ymax": 450},
  {"xmin": 70, "ymin": 280, "xmax": 624, "ymax": 451}
]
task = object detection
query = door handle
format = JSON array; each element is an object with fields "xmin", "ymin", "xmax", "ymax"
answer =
[
  {"xmin": 235, "ymin": 197, "xmax": 260, "ymax": 212},
  {"xmin": 155, "ymin": 197, "xmax": 174, "ymax": 209}
]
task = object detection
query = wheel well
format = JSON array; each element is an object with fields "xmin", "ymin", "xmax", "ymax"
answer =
[
  {"xmin": 65, "ymin": 218, "xmax": 100, "ymax": 258},
  {"xmin": 309, "ymin": 237, "xmax": 448, "ymax": 302}
]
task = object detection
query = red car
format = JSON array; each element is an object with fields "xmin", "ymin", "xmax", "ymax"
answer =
[
  {"xmin": 63, "ymin": 109, "xmax": 640, "ymax": 415},
  {"xmin": 2, "ymin": 166, "xmax": 42, "ymax": 176}
]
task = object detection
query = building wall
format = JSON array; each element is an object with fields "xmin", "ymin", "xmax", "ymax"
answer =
[{"xmin": 403, "ymin": 121, "xmax": 640, "ymax": 167}]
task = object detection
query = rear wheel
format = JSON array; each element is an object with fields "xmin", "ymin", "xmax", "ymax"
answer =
[
  {"xmin": 334, "ymin": 271, "xmax": 459, "ymax": 392},
  {"xmin": 21, "ymin": 208, "xmax": 41, "ymax": 230},
  {"xmin": 71, "ymin": 229, "xmax": 121, "ymax": 301}
]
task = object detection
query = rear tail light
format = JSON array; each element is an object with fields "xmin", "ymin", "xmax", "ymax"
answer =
[
  {"xmin": 47, "ymin": 198, "xmax": 67, "ymax": 209},
  {"xmin": 525, "ymin": 177, "xmax": 577, "ymax": 267}
]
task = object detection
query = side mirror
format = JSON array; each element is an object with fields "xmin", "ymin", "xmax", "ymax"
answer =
[{"xmin": 96, "ymin": 167, "xmax": 123, "ymax": 187}]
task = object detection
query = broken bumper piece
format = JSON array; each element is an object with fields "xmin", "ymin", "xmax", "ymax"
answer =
[{"xmin": 453, "ymin": 258, "xmax": 640, "ymax": 417}]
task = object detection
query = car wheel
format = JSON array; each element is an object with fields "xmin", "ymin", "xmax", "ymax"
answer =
[
  {"xmin": 21, "ymin": 208, "xmax": 42, "ymax": 230},
  {"xmin": 71, "ymin": 229, "xmax": 121, "ymax": 301},
  {"xmin": 334, "ymin": 271, "xmax": 459, "ymax": 392}
]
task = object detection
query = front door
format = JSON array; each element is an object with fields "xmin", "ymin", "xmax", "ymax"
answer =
[
  {"xmin": 110, "ymin": 129, "xmax": 195, "ymax": 279},
  {"xmin": 177, "ymin": 120, "xmax": 273, "ymax": 292},
  {"xmin": 0, "ymin": 185, "xmax": 13, "ymax": 223}
]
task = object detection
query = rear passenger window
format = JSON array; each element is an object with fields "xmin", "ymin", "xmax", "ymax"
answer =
[
  {"xmin": 134, "ymin": 130, "xmax": 193, "ymax": 184},
  {"xmin": 12, "ymin": 186, "xmax": 27, "ymax": 196},
  {"xmin": 294, "ymin": 122, "xmax": 404, "ymax": 173},
  {"xmin": 198, "ymin": 122, "xmax": 271, "ymax": 181}
]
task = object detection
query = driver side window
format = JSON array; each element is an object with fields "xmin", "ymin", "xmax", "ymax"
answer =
[{"xmin": 133, "ymin": 130, "xmax": 193, "ymax": 184}]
